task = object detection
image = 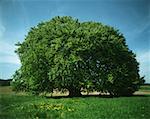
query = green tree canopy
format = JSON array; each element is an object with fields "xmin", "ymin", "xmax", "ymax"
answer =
[{"xmin": 12, "ymin": 16, "xmax": 144, "ymax": 97}]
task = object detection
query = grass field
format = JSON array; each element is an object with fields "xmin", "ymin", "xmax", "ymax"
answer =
[{"xmin": 0, "ymin": 86, "xmax": 150, "ymax": 119}]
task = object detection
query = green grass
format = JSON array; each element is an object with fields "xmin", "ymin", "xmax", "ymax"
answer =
[
  {"xmin": 0, "ymin": 86, "xmax": 12, "ymax": 94},
  {"xmin": 0, "ymin": 86, "xmax": 150, "ymax": 119}
]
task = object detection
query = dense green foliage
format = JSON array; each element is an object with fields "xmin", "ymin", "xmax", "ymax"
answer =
[
  {"xmin": 12, "ymin": 16, "xmax": 143, "ymax": 96},
  {"xmin": 1, "ymin": 93, "xmax": 150, "ymax": 119}
]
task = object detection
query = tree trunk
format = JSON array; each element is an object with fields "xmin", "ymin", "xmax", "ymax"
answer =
[{"xmin": 68, "ymin": 88, "xmax": 82, "ymax": 97}]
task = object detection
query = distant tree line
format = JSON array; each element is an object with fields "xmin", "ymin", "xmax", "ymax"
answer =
[{"xmin": 0, "ymin": 79, "xmax": 12, "ymax": 86}]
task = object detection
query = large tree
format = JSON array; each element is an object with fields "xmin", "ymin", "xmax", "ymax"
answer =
[{"xmin": 12, "ymin": 16, "xmax": 144, "ymax": 97}]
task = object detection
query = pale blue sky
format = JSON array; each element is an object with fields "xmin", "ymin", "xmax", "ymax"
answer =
[{"xmin": 0, "ymin": 0, "xmax": 150, "ymax": 82}]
